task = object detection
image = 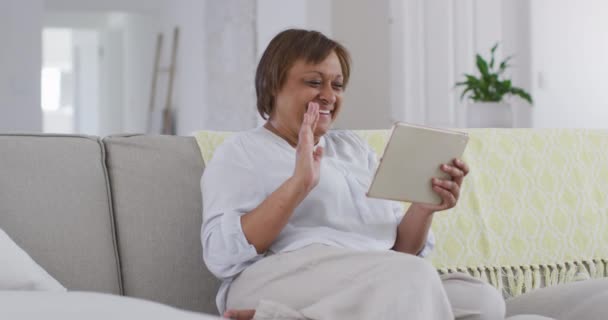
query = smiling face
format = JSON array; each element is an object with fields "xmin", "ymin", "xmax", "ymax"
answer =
[{"xmin": 268, "ymin": 51, "xmax": 344, "ymax": 143}]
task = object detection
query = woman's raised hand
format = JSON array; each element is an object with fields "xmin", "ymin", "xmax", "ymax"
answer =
[{"xmin": 292, "ymin": 102, "xmax": 324, "ymax": 193}]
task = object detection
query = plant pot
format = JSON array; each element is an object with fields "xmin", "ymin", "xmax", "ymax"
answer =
[{"xmin": 466, "ymin": 102, "xmax": 512, "ymax": 128}]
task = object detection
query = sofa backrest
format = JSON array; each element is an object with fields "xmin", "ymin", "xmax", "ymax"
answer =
[
  {"xmin": 103, "ymin": 134, "xmax": 219, "ymax": 314},
  {"xmin": 0, "ymin": 134, "xmax": 122, "ymax": 294}
]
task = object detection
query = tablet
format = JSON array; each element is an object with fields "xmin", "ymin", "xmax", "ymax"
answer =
[{"xmin": 366, "ymin": 122, "xmax": 469, "ymax": 205}]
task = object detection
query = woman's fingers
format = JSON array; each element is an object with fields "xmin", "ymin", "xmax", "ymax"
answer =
[
  {"xmin": 433, "ymin": 178, "xmax": 460, "ymax": 197},
  {"xmin": 440, "ymin": 164, "xmax": 464, "ymax": 185},
  {"xmin": 302, "ymin": 103, "xmax": 318, "ymax": 133},
  {"xmin": 311, "ymin": 102, "xmax": 319, "ymax": 133},
  {"xmin": 313, "ymin": 145, "xmax": 324, "ymax": 162},
  {"xmin": 297, "ymin": 102, "xmax": 321, "ymax": 154},
  {"xmin": 453, "ymin": 158, "xmax": 469, "ymax": 176},
  {"xmin": 440, "ymin": 159, "xmax": 469, "ymax": 185},
  {"xmin": 418, "ymin": 177, "xmax": 461, "ymax": 211},
  {"xmin": 297, "ymin": 103, "xmax": 315, "ymax": 151},
  {"xmin": 432, "ymin": 178, "xmax": 459, "ymax": 209},
  {"xmin": 428, "ymin": 157, "xmax": 469, "ymax": 210},
  {"xmin": 432, "ymin": 184, "xmax": 457, "ymax": 208}
]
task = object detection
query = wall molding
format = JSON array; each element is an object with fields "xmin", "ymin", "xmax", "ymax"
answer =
[{"xmin": 400, "ymin": 0, "xmax": 426, "ymax": 125}]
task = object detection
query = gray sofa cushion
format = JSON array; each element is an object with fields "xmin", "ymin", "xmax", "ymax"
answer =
[
  {"xmin": 0, "ymin": 134, "xmax": 122, "ymax": 294},
  {"xmin": 506, "ymin": 278, "xmax": 608, "ymax": 319},
  {"xmin": 103, "ymin": 135, "xmax": 220, "ymax": 314}
]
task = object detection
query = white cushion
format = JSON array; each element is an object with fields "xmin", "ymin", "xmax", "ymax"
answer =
[
  {"xmin": 0, "ymin": 291, "xmax": 221, "ymax": 319},
  {"xmin": 0, "ymin": 228, "xmax": 66, "ymax": 291}
]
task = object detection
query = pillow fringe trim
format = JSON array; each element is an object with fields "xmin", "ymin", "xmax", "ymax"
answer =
[{"xmin": 437, "ymin": 259, "xmax": 608, "ymax": 298}]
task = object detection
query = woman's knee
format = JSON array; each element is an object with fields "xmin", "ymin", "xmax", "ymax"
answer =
[
  {"xmin": 442, "ymin": 273, "xmax": 505, "ymax": 320},
  {"xmin": 388, "ymin": 254, "xmax": 443, "ymax": 288},
  {"xmin": 476, "ymin": 281, "xmax": 506, "ymax": 320},
  {"xmin": 392, "ymin": 254, "xmax": 438, "ymax": 274}
]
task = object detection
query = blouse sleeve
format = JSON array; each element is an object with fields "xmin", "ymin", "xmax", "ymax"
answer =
[{"xmin": 200, "ymin": 138, "xmax": 265, "ymax": 279}]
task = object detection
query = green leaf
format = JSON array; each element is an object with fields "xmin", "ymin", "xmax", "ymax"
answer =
[
  {"xmin": 491, "ymin": 43, "xmax": 499, "ymax": 55},
  {"xmin": 465, "ymin": 74, "xmax": 480, "ymax": 84},
  {"xmin": 460, "ymin": 87, "xmax": 473, "ymax": 101},
  {"xmin": 476, "ymin": 54, "xmax": 489, "ymax": 76},
  {"xmin": 510, "ymin": 87, "xmax": 533, "ymax": 104},
  {"xmin": 489, "ymin": 43, "xmax": 499, "ymax": 69},
  {"xmin": 499, "ymin": 80, "xmax": 512, "ymax": 94},
  {"xmin": 499, "ymin": 56, "xmax": 513, "ymax": 74}
]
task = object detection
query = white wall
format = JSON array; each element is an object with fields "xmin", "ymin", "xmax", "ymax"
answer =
[
  {"xmin": 422, "ymin": 0, "xmax": 456, "ymax": 128},
  {"xmin": 256, "ymin": 0, "xmax": 332, "ymax": 59},
  {"xmin": 502, "ymin": 0, "xmax": 533, "ymax": 128},
  {"xmin": 256, "ymin": 0, "xmax": 307, "ymax": 60},
  {"xmin": 98, "ymin": 24, "xmax": 124, "ymax": 136},
  {"xmin": 0, "ymin": 0, "xmax": 44, "ymax": 132},
  {"xmin": 122, "ymin": 14, "xmax": 158, "ymax": 134},
  {"xmin": 531, "ymin": 0, "xmax": 608, "ymax": 128},
  {"xmin": 44, "ymin": 12, "xmax": 110, "ymax": 29},
  {"xmin": 157, "ymin": 0, "xmax": 206, "ymax": 135},
  {"xmin": 201, "ymin": 0, "xmax": 258, "ymax": 132},
  {"xmin": 306, "ymin": 0, "xmax": 332, "ymax": 37},
  {"xmin": 72, "ymin": 30, "xmax": 100, "ymax": 134},
  {"xmin": 331, "ymin": 0, "xmax": 392, "ymax": 129},
  {"xmin": 44, "ymin": 0, "xmax": 164, "ymax": 13}
]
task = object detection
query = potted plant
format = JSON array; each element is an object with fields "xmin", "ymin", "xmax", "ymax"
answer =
[{"xmin": 456, "ymin": 43, "xmax": 533, "ymax": 128}]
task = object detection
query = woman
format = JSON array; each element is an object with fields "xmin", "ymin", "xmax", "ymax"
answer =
[{"xmin": 201, "ymin": 29, "xmax": 503, "ymax": 320}]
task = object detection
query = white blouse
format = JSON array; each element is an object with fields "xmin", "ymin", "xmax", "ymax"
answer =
[{"xmin": 200, "ymin": 126, "xmax": 435, "ymax": 313}]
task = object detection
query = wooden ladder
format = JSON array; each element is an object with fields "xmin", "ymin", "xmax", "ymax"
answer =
[{"xmin": 148, "ymin": 26, "xmax": 180, "ymax": 135}]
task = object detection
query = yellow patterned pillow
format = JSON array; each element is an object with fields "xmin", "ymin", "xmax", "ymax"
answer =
[
  {"xmin": 194, "ymin": 129, "xmax": 608, "ymax": 297},
  {"xmin": 194, "ymin": 131, "xmax": 233, "ymax": 164}
]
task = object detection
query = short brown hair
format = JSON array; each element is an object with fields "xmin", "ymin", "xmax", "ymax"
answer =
[{"xmin": 255, "ymin": 29, "xmax": 351, "ymax": 120}]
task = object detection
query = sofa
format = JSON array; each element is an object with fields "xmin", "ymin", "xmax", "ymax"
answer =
[
  {"xmin": 1, "ymin": 129, "xmax": 607, "ymax": 318},
  {"xmin": 1, "ymin": 133, "xmax": 219, "ymax": 318}
]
